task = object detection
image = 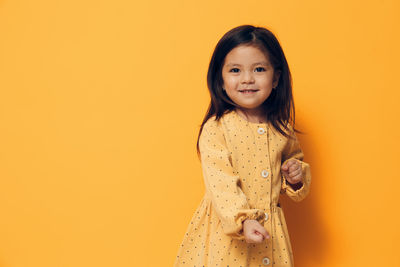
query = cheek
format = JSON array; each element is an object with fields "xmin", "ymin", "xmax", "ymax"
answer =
[
  {"xmin": 258, "ymin": 76, "xmax": 273, "ymax": 87},
  {"xmin": 223, "ymin": 76, "xmax": 238, "ymax": 88}
]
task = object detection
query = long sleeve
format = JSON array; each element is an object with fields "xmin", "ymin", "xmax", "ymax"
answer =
[
  {"xmin": 198, "ymin": 120, "xmax": 266, "ymax": 240},
  {"xmin": 280, "ymin": 124, "xmax": 312, "ymax": 202}
]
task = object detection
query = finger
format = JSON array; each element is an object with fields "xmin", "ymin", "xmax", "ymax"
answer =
[
  {"xmin": 248, "ymin": 232, "xmax": 264, "ymax": 243},
  {"xmin": 256, "ymin": 226, "xmax": 270, "ymax": 239},
  {"xmin": 287, "ymin": 173, "xmax": 303, "ymax": 184},
  {"xmin": 281, "ymin": 169, "xmax": 289, "ymax": 179},
  {"xmin": 288, "ymin": 159, "xmax": 297, "ymax": 166},
  {"xmin": 288, "ymin": 161, "xmax": 300, "ymax": 172},
  {"xmin": 282, "ymin": 159, "xmax": 295, "ymax": 170},
  {"xmin": 255, "ymin": 231, "xmax": 265, "ymax": 241},
  {"xmin": 285, "ymin": 160, "xmax": 296, "ymax": 171},
  {"xmin": 288, "ymin": 167, "xmax": 301, "ymax": 178},
  {"xmin": 281, "ymin": 163, "xmax": 288, "ymax": 170}
]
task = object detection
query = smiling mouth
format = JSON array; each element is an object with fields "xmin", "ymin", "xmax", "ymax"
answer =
[{"xmin": 239, "ymin": 89, "xmax": 259, "ymax": 93}]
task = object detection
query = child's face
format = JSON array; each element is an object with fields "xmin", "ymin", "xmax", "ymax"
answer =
[{"xmin": 222, "ymin": 44, "xmax": 280, "ymax": 112}]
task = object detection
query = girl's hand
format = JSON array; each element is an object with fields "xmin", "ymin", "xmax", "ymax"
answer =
[
  {"xmin": 243, "ymin": 219, "xmax": 270, "ymax": 244},
  {"xmin": 281, "ymin": 159, "xmax": 303, "ymax": 185}
]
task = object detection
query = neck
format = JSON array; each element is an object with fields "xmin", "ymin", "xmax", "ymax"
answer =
[{"xmin": 236, "ymin": 108, "xmax": 267, "ymax": 123}]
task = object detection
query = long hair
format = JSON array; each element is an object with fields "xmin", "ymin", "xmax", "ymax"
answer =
[{"xmin": 196, "ymin": 24, "xmax": 304, "ymax": 158}]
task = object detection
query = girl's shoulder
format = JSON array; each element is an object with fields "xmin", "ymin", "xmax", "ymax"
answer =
[
  {"xmin": 203, "ymin": 111, "xmax": 234, "ymax": 131},
  {"xmin": 202, "ymin": 115, "xmax": 221, "ymax": 134},
  {"xmin": 201, "ymin": 111, "xmax": 235, "ymax": 137}
]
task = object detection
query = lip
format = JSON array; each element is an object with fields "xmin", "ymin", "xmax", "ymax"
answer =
[{"xmin": 239, "ymin": 89, "xmax": 259, "ymax": 94}]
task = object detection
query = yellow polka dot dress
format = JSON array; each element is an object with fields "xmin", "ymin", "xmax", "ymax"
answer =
[{"xmin": 174, "ymin": 109, "xmax": 311, "ymax": 267}]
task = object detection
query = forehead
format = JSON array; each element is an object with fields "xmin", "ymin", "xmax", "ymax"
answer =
[{"xmin": 224, "ymin": 45, "xmax": 271, "ymax": 66}]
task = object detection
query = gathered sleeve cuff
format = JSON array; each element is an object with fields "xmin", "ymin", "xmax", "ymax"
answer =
[{"xmin": 199, "ymin": 119, "xmax": 266, "ymax": 240}]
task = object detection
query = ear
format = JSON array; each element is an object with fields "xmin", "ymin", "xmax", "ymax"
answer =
[{"xmin": 273, "ymin": 70, "xmax": 281, "ymax": 88}]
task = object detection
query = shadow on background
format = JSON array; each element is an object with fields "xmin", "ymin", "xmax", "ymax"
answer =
[{"xmin": 280, "ymin": 120, "xmax": 327, "ymax": 267}]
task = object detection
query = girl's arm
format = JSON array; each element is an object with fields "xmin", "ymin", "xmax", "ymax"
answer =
[
  {"xmin": 280, "ymin": 124, "xmax": 312, "ymax": 202},
  {"xmin": 199, "ymin": 120, "xmax": 266, "ymax": 240}
]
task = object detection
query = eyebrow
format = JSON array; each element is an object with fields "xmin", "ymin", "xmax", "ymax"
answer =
[{"xmin": 225, "ymin": 62, "xmax": 269, "ymax": 67}]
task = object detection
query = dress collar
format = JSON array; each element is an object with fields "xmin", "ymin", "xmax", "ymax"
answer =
[{"xmin": 230, "ymin": 109, "xmax": 269, "ymax": 128}]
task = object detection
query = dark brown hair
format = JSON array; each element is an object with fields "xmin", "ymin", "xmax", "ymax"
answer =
[{"xmin": 196, "ymin": 24, "xmax": 304, "ymax": 158}]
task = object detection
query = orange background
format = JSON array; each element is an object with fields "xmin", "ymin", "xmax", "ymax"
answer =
[{"xmin": 0, "ymin": 0, "xmax": 399, "ymax": 266}]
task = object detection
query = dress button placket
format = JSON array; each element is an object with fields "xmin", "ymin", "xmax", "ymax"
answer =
[{"xmin": 257, "ymin": 127, "xmax": 272, "ymax": 266}]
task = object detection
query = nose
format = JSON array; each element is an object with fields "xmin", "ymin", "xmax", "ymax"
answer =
[{"xmin": 241, "ymin": 70, "xmax": 255, "ymax": 84}]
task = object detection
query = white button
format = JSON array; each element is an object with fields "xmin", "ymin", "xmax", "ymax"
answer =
[
  {"xmin": 257, "ymin": 127, "xmax": 265, "ymax": 134},
  {"xmin": 262, "ymin": 257, "xmax": 270, "ymax": 265},
  {"xmin": 264, "ymin": 212, "xmax": 269, "ymax": 221},
  {"xmin": 261, "ymin": 170, "xmax": 269, "ymax": 178}
]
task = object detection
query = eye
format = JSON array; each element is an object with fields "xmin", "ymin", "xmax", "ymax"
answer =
[
  {"xmin": 255, "ymin": 67, "xmax": 266, "ymax": 72},
  {"xmin": 229, "ymin": 68, "xmax": 240, "ymax": 73}
]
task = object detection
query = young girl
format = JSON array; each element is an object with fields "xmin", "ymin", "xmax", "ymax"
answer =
[{"xmin": 174, "ymin": 25, "xmax": 311, "ymax": 267}]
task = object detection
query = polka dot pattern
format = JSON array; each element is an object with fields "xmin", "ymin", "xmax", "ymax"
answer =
[{"xmin": 174, "ymin": 109, "xmax": 311, "ymax": 267}]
